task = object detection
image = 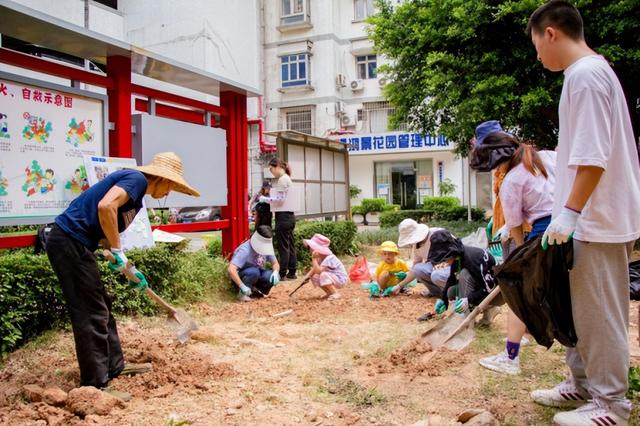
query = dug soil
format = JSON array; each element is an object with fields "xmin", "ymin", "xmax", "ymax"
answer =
[{"xmin": 1, "ymin": 251, "xmax": 639, "ymax": 425}]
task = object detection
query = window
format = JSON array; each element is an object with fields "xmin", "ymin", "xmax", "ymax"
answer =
[
  {"xmin": 281, "ymin": 0, "xmax": 309, "ymax": 25},
  {"xmin": 354, "ymin": 0, "xmax": 374, "ymax": 20},
  {"xmin": 361, "ymin": 101, "xmax": 407, "ymax": 133},
  {"xmin": 356, "ymin": 55, "xmax": 377, "ymax": 80},
  {"xmin": 285, "ymin": 108, "xmax": 313, "ymax": 135},
  {"xmin": 93, "ymin": 0, "xmax": 118, "ymax": 9},
  {"xmin": 281, "ymin": 54, "xmax": 311, "ymax": 87}
]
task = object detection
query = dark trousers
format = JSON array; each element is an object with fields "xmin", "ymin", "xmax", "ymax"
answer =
[
  {"xmin": 238, "ymin": 266, "xmax": 273, "ymax": 296},
  {"xmin": 46, "ymin": 225, "xmax": 124, "ymax": 388},
  {"xmin": 275, "ymin": 211, "xmax": 297, "ymax": 276}
]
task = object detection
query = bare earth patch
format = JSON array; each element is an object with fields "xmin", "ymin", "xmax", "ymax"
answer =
[{"xmin": 0, "ymin": 251, "xmax": 638, "ymax": 425}]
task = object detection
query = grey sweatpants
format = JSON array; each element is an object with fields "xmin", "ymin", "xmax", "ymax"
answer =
[
  {"xmin": 566, "ymin": 239, "xmax": 633, "ymax": 419},
  {"xmin": 412, "ymin": 262, "xmax": 450, "ymax": 298}
]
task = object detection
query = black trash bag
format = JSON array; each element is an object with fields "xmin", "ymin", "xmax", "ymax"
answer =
[
  {"xmin": 630, "ymin": 260, "xmax": 640, "ymax": 301},
  {"xmin": 494, "ymin": 236, "xmax": 576, "ymax": 349},
  {"xmin": 34, "ymin": 223, "xmax": 53, "ymax": 254}
]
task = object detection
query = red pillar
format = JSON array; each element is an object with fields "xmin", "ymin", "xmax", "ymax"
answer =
[
  {"xmin": 107, "ymin": 55, "xmax": 132, "ymax": 157},
  {"xmin": 220, "ymin": 91, "xmax": 249, "ymax": 256}
]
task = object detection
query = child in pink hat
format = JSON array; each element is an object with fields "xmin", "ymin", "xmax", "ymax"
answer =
[{"xmin": 302, "ymin": 233, "xmax": 348, "ymax": 300}]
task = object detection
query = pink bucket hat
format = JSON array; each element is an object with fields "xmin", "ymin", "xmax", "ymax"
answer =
[{"xmin": 303, "ymin": 233, "xmax": 332, "ymax": 256}]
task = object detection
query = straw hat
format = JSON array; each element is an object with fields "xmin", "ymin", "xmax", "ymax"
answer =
[
  {"xmin": 397, "ymin": 218, "xmax": 430, "ymax": 248},
  {"xmin": 378, "ymin": 240, "xmax": 399, "ymax": 254},
  {"xmin": 250, "ymin": 226, "xmax": 275, "ymax": 256},
  {"xmin": 303, "ymin": 233, "xmax": 332, "ymax": 256},
  {"xmin": 135, "ymin": 152, "xmax": 200, "ymax": 197}
]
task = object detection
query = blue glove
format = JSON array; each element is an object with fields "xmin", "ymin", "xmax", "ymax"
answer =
[
  {"xmin": 362, "ymin": 281, "xmax": 380, "ymax": 297},
  {"xmin": 269, "ymin": 271, "xmax": 280, "ymax": 286},
  {"xmin": 127, "ymin": 268, "xmax": 149, "ymax": 292},
  {"xmin": 383, "ymin": 285, "xmax": 399, "ymax": 297},
  {"xmin": 454, "ymin": 297, "xmax": 469, "ymax": 314},
  {"xmin": 108, "ymin": 248, "xmax": 128, "ymax": 272},
  {"xmin": 394, "ymin": 272, "xmax": 408, "ymax": 281},
  {"xmin": 239, "ymin": 283, "xmax": 252, "ymax": 296},
  {"xmin": 434, "ymin": 299, "xmax": 446, "ymax": 315}
]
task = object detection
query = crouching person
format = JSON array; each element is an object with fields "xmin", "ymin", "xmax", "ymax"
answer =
[
  {"xmin": 228, "ymin": 225, "xmax": 281, "ymax": 302},
  {"xmin": 426, "ymin": 230, "xmax": 500, "ymax": 322}
]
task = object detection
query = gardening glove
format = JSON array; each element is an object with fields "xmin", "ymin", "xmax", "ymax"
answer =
[
  {"xmin": 383, "ymin": 285, "xmax": 400, "ymax": 297},
  {"xmin": 495, "ymin": 225, "xmax": 509, "ymax": 242},
  {"xmin": 362, "ymin": 281, "xmax": 380, "ymax": 297},
  {"xmin": 258, "ymin": 196, "xmax": 270, "ymax": 203},
  {"xmin": 108, "ymin": 248, "xmax": 128, "ymax": 272},
  {"xmin": 126, "ymin": 267, "xmax": 149, "ymax": 292},
  {"xmin": 542, "ymin": 207, "xmax": 579, "ymax": 249},
  {"xmin": 394, "ymin": 272, "xmax": 408, "ymax": 281},
  {"xmin": 454, "ymin": 297, "xmax": 469, "ymax": 314},
  {"xmin": 239, "ymin": 283, "xmax": 252, "ymax": 296},
  {"xmin": 269, "ymin": 270, "xmax": 280, "ymax": 286},
  {"xmin": 434, "ymin": 299, "xmax": 446, "ymax": 315}
]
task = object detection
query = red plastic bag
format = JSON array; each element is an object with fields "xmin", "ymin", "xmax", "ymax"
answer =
[{"xmin": 349, "ymin": 256, "xmax": 371, "ymax": 283}]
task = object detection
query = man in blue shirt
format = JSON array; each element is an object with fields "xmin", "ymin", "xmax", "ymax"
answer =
[
  {"xmin": 228, "ymin": 225, "xmax": 281, "ymax": 302},
  {"xmin": 46, "ymin": 152, "xmax": 199, "ymax": 401}
]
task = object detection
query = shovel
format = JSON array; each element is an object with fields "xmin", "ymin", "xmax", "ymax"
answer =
[
  {"xmin": 103, "ymin": 250, "xmax": 198, "ymax": 344},
  {"xmin": 289, "ymin": 277, "xmax": 310, "ymax": 297},
  {"xmin": 422, "ymin": 286, "xmax": 502, "ymax": 352}
]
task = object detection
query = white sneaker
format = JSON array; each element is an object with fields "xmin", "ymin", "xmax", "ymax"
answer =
[
  {"xmin": 478, "ymin": 351, "xmax": 520, "ymax": 375},
  {"xmin": 531, "ymin": 379, "xmax": 589, "ymax": 408},
  {"xmin": 553, "ymin": 401, "xmax": 628, "ymax": 426},
  {"xmin": 327, "ymin": 293, "xmax": 342, "ymax": 301}
]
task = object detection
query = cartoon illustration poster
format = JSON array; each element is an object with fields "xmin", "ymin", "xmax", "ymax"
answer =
[
  {"xmin": 0, "ymin": 76, "xmax": 104, "ymax": 224},
  {"xmin": 84, "ymin": 156, "xmax": 154, "ymax": 250}
]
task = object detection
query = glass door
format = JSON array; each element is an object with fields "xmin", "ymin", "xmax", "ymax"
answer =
[{"xmin": 389, "ymin": 163, "xmax": 416, "ymax": 209}]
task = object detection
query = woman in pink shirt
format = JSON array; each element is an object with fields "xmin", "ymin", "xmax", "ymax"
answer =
[{"xmin": 470, "ymin": 120, "xmax": 556, "ymax": 375}]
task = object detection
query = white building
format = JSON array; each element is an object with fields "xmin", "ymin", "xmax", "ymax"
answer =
[{"xmin": 260, "ymin": 0, "xmax": 491, "ymax": 211}]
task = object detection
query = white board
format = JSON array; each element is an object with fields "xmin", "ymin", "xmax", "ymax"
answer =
[
  {"xmin": 0, "ymin": 73, "xmax": 106, "ymax": 225},
  {"xmin": 132, "ymin": 114, "xmax": 227, "ymax": 208}
]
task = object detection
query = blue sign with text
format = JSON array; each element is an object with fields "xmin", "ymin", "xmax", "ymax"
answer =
[{"xmin": 342, "ymin": 132, "xmax": 450, "ymax": 155}]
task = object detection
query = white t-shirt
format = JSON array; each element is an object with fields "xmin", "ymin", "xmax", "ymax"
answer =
[{"xmin": 556, "ymin": 55, "xmax": 640, "ymax": 243}]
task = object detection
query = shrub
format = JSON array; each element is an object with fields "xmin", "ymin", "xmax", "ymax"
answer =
[
  {"xmin": 203, "ymin": 234, "xmax": 222, "ymax": 257},
  {"xmin": 356, "ymin": 228, "xmax": 400, "ymax": 246},
  {"xmin": 351, "ymin": 205, "xmax": 365, "ymax": 216},
  {"xmin": 360, "ymin": 198, "xmax": 387, "ymax": 214},
  {"xmin": 379, "ymin": 210, "xmax": 430, "ymax": 228},
  {"xmin": 290, "ymin": 220, "xmax": 358, "ymax": 266},
  {"xmin": 382, "ymin": 203, "xmax": 400, "ymax": 212},
  {"xmin": 380, "ymin": 208, "xmax": 485, "ymax": 228},
  {"xmin": 0, "ymin": 242, "xmax": 229, "ymax": 356},
  {"xmin": 438, "ymin": 178, "xmax": 457, "ymax": 197},
  {"xmin": 349, "ymin": 184, "xmax": 362, "ymax": 199},
  {"xmin": 421, "ymin": 196, "xmax": 460, "ymax": 211}
]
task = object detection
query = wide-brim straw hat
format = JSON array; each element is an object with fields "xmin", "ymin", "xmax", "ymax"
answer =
[
  {"xmin": 135, "ymin": 152, "xmax": 200, "ymax": 197},
  {"xmin": 397, "ymin": 218, "xmax": 430, "ymax": 248},
  {"xmin": 250, "ymin": 231, "xmax": 275, "ymax": 256}
]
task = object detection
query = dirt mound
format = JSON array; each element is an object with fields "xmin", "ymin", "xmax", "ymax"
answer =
[
  {"xmin": 0, "ymin": 402, "xmax": 75, "ymax": 426},
  {"xmin": 113, "ymin": 336, "xmax": 235, "ymax": 395},
  {"xmin": 67, "ymin": 386, "xmax": 124, "ymax": 417}
]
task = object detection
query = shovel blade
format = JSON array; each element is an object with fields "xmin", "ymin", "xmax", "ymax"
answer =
[
  {"xmin": 422, "ymin": 314, "xmax": 476, "ymax": 350},
  {"xmin": 167, "ymin": 308, "xmax": 198, "ymax": 344}
]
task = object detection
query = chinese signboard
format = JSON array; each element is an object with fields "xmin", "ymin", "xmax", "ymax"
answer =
[
  {"xmin": 0, "ymin": 74, "xmax": 105, "ymax": 225},
  {"xmin": 341, "ymin": 131, "xmax": 451, "ymax": 155}
]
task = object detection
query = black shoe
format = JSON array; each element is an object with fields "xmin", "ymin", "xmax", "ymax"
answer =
[{"xmin": 286, "ymin": 272, "xmax": 297, "ymax": 280}]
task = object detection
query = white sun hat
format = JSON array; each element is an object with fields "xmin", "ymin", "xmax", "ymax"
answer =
[
  {"xmin": 397, "ymin": 218, "xmax": 430, "ymax": 248},
  {"xmin": 249, "ymin": 227, "xmax": 275, "ymax": 256}
]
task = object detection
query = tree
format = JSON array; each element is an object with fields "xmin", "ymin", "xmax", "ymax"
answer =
[{"xmin": 368, "ymin": 0, "xmax": 640, "ymax": 156}]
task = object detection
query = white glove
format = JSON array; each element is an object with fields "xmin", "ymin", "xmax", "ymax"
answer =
[
  {"xmin": 258, "ymin": 196, "xmax": 270, "ymax": 203},
  {"xmin": 495, "ymin": 225, "xmax": 509, "ymax": 242},
  {"xmin": 542, "ymin": 207, "xmax": 580, "ymax": 247},
  {"xmin": 269, "ymin": 270, "xmax": 280, "ymax": 286},
  {"xmin": 239, "ymin": 283, "xmax": 252, "ymax": 296}
]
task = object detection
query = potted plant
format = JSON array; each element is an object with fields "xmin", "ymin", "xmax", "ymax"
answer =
[
  {"xmin": 361, "ymin": 198, "xmax": 386, "ymax": 225},
  {"xmin": 351, "ymin": 205, "xmax": 365, "ymax": 225}
]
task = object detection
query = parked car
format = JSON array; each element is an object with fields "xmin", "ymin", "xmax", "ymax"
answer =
[{"xmin": 176, "ymin": 206, "xmax": 221, "ymax": 223}]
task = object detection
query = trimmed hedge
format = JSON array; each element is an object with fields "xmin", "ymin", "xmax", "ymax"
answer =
[
  {"xmin": 379, "ymin": 207, "xmax": 485, "ymax": 228},
  {"xmin": 0, "ymin": 242, "xmax": 229, "ymax": 355},
  {"xmin": 288, "ymin": 220, "xmax": 358, "ymax": 266},
  {"xmin": 421, "ymin": 196, "xmax": 460, "ymax": 211}
]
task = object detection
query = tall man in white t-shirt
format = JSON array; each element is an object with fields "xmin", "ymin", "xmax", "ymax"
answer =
[{"xmin": 527, "ymin": 2, "xmax": 640, "ymax": 425}]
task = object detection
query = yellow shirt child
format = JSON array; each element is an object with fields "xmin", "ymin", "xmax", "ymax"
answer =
[{"xmin": 375, "ymin": 241, "xmax": 410, "ymax": 290}]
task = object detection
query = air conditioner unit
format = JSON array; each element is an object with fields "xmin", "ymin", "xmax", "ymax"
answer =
[
  {"xmin": 350, "ymin": 79, "xmax": 364, "ymax": 91},
  {"xmin": 378, "ymin": 77, "xmax": 388, "ymax": 87},
  {"xmin": 340, "ymin": 115, "xmax": 353, "ymax": 127},
  {"xmin": 334, "ymin": 101, "xmax": 345, "ymax": 115},
  {"xmin": 335, "ymin": 74, "xmax": 347, "ymax": 88}
]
